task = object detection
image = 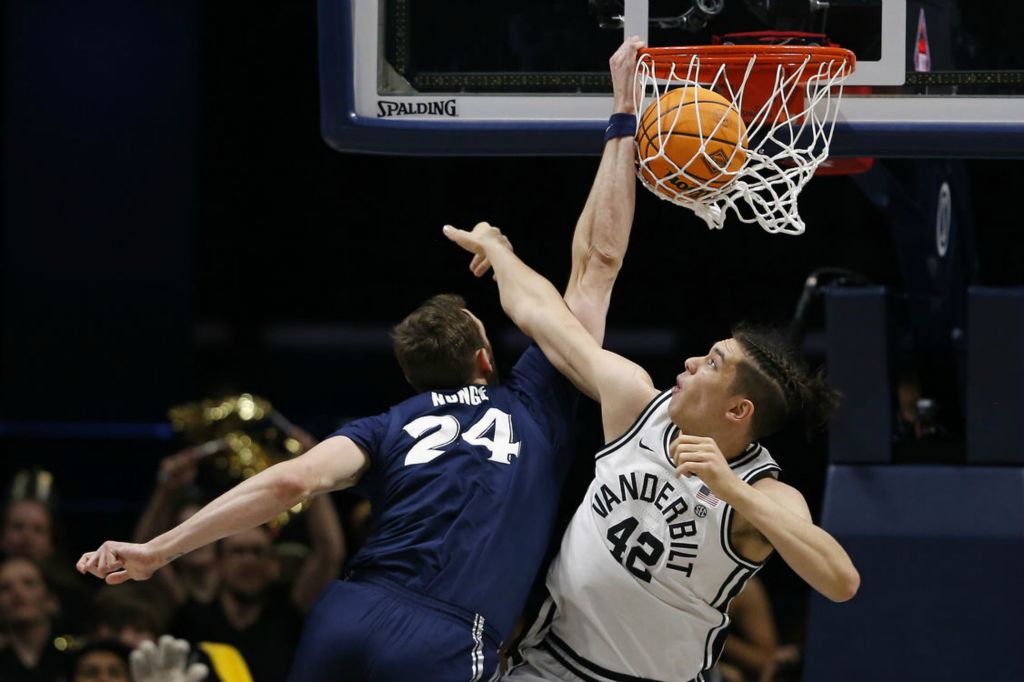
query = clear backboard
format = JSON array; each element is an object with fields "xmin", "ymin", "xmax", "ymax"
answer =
[{"xmin": 318, "ymin": 0, "xmax": 1024, "ymax": 157}]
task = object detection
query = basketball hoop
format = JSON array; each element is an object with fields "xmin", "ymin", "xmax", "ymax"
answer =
[{"xmin": 634, "ymin": 43, "xmax": 856, "ymax": 235}]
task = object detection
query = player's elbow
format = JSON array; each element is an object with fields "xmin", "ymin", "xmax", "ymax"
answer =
[
  {"xmin": 586, "ymin": 244, "xmax": 623, "ymax": 274},
  {"xmin": 271, "ymin": 466, "xmax": 312, "ymax": 506},
  {"xmin": 827, "ymin": 567, "xmax": 861, "ymax": 603},
  {"xmin": 503, "ymin": 295, "xmax": 543, "ymax": 338}
]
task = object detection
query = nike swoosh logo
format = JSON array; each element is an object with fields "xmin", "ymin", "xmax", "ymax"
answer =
[{"xmin": 639, "ymin": 439, "xmax": 654, "ymax": 453}]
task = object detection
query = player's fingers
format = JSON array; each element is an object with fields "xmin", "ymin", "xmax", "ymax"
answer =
[
  {"xmin": 672, "ymin": 444, "xmax": 711, "ymax": 460},
  {"xmin": 76, "ymin": 552, "xmax": 92, "ymax": 573},
  {"xmin": 84, "ymin": 550, "xmax": 104, "ymax": 574},
  {"xmin": 671, "ymin": 433, "xmax": 714, "ymax": 446},
  {"xmin": 95, "ymin": 544, "xmax": 117, "ymax": 568},
  {"xmin": 469, "ymin": 253, "xmax": 492, "ymax": 277},
  {"xmin": 675, "ymin": 463, "xmax": 701, "ymax": 478},
  {"xmin": 105, "ymin": 569, "xmax": 131, "ymax": 585},
  {"xmin": 99, "ymin": 549, "xmax": 125, "ymax": 576},
  {"xmin": 673, "ymin": 445, "xmax": 712, "ymax": 458},
  {"xmin": 442, "ymin": 225, "xmax": 475, "ymax": 251},
  {"xmin": 472, "ymin": 258, "xmax": 492, "ymax": 278},
  {"xmin": 671, "ymin": 444, "xmax": 712, "ymax": 454}
]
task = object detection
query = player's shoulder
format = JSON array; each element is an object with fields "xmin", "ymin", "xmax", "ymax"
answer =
[
  {"xmin": 750, "ymin": 477, "xmax": 811, "ymax": 519},
  {"xmin": 599, "ymin": 383, "xmax": 665, "ymax": 446},
  {"xmin": 387, "ymin": 385, "xmax": 521, "ymax": 420}
]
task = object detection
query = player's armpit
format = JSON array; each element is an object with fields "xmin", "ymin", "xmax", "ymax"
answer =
[{"xmin": 729, "ymin": 514, "xmax": 774, "ymax": 564}]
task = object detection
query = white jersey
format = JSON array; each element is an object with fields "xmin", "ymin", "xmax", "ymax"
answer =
[{"xmin": 517, "ymin": 390, "xmax": 780, "ymax": 682}]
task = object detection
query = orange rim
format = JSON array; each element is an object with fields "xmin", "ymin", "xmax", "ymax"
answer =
[{"xmin": 640, "ymin": 45, "xmax": 856, "ymax": 82}]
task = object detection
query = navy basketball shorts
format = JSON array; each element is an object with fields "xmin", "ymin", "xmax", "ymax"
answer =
[{"xmin": 289, "ymin": 577, "xmax": 501, "ymax": 682}]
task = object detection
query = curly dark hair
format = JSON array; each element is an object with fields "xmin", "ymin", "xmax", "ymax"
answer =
[
  {"xmin": 392, "ymin": 294, "xmax": 486, "ymax": 393},
  {"xmin": 730, "ymin": 324, "xmax": 841, "ymax": 440}
]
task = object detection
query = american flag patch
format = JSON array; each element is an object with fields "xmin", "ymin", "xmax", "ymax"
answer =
[{"xmin": 696, "ymin": 484, "xmax": 719, "ymax": 507}]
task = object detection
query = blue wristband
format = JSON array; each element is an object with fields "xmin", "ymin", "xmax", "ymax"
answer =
[{"xmin": 604, "ymin": 113, "xmax": 637, "ymax": 142}]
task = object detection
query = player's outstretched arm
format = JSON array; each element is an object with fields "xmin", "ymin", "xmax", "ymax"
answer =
[
  {"xmin": 562, "ymin": 36, "xmax": 644, "ymax": 343},
  {"xmin": 445, "ymin": 222, "xmax": 658, "ymax": 440},
  {"xmin": 671, "ymin": 435, "xmax": 860, "ymax": 602},
  {"xmin": 76, "ymin": 436, "xmax": 368, "ymax": 585},
  {"xmin": 731, "ymin": 478, "xmax": 859, "ymax": 602}
]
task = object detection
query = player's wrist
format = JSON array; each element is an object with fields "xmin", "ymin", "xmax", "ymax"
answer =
[
  {"xmin": 612, "ymin": 97, "xmax": 637, "ymax": 115},
  {"xmin": 604, "ymin": 112, "xmax": 637, "ymax": 142},
  {"xmin": 715, "ymin": 473, "xmax": 749, "ymax": 506},
  {"xmin": 147, "ymin": 533, "xmax": 179, "ymax": 569}
]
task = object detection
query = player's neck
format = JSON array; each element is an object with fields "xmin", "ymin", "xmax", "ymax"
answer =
[{"xmin": 715, "ymin": 431, "xmax": 752, "ymax": 462}]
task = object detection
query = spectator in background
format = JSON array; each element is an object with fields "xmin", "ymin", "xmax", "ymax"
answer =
[
  {"xmin": 714, "ymin": 576, "xmax": 800, "ymax": 682},
  {"xmin": 0, "ymin": 556, "xmax": 65, "ymax": 681},
  {"xmin": 169, "ymin": 493, "xmax": 343, "ymax": 682},
  {"xmin": 66, "ymin": 640, "xmax": 131, "ymax": 682},
  {"xmin": 170, "ymin": 527, "xmax": 298, "ymax": 682},
  {"xmin": 2, "ymin": 497, "xmax": 53, "ymax": 563},
  {"xmin": 2, "ymin": 471, "xmax": 90, "ymax": 632},
  {"xmin": 133, "ymin": 449, "xmax": 222, "ymax": 617},
  {"xmin": 88, "ymin": 589, "xmax": 163, "ymax": 649}
]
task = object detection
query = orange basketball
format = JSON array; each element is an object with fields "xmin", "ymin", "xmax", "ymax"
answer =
[{"xmin": 637, "ymin": 86, "xmax": 747, "ymax": 200}]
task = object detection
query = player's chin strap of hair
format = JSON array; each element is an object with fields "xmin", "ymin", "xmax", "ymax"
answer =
[{"xmin": 604, "ymin": 112, "xmax": 636, "ymax": 142}]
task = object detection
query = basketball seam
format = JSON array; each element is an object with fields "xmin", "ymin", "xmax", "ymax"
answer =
[{"xmin": 637, "ymin": 87, "xmax": 747, "ymax": 196}]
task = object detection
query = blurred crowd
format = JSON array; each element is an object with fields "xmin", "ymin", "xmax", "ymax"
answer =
[{"xmin": 0, "ymin": 421, "xmax": 370, "ymax": 682}]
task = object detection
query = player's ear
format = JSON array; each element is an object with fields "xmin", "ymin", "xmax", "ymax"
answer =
[
  {"xmin": 473, "ymin": 347, "xmax": 493, "ymax": 379},
  {"xmin": 727, "ymin": 397, "xmax": 754, "ymax": 425}
]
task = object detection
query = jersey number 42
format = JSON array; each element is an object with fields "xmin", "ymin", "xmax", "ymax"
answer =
[{"xmin": 402, "ymin": 408, "xmax": 521, "ymax": 466}]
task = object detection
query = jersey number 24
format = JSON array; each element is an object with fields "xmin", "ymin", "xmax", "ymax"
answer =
[{"xmin": 402, "ymin": 408, "xmax": 521, "ymax": 466}]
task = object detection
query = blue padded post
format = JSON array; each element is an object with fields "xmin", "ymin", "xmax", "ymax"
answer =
[
  {"xmin": 967, "ymin": 287, "xmax": 1024, "ymax": 464},
  {"xmin": 804, "ymin": 465, "xmax": 1024, "ymax": 681},
  {"xmin": 824, "ymin": 288, "xmax": 892, "ymax": 463}
]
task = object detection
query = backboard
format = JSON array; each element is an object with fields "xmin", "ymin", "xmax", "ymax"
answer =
[{"xmin": 318, "ymin": 0, "xmax": 1024, "ymax": 157}]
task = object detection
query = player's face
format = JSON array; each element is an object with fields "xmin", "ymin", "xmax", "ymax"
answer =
[
  {"xmin": 1, "ymin": 499, "xmax": 54, "ymax": 563},
  {"xmin": 462, "ymin": 309, "xmax": 499, "ymax": 384},
  {"xmin": 667, "ymin": 338, "xmax": 745, "ymax": 434}
]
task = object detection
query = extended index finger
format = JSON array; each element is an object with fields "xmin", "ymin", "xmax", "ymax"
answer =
[{"xmin": 442, "ymin": 225, "xmax": 478, "ymax": 253}]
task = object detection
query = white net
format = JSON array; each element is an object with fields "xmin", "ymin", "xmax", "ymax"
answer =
[{"xmin": 634, "ymin": 48, "xmax": 854, "ymax": 235}]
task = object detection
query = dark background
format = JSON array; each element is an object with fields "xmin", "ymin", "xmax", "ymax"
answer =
[{"xmin": 2, "ymin": 0, "xmax": 1023, "ymax": 650}]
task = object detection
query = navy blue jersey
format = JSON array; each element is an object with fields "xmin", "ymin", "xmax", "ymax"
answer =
[{"xmin": 331, "ymin": 345, "xmax": 578, "ymax": 641}]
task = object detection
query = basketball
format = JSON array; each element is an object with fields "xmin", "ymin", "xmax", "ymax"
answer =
[{"xmin": 637, "ymin": 85, "xmax": 747, "ymax": 200}]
